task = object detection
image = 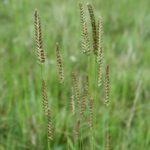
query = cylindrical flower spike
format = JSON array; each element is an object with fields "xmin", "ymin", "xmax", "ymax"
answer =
[{"xmin": 34, "ymin": 9, "xmax": 45, "ymax": 64}]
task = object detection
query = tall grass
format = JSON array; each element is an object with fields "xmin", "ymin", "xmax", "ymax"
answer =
[
  {"xmin": 0, "ymin": 0, "xmax": 150, "ymax": 149},
  {"xmin": 34, "ymin": 3, "xmax": 111, "ymax": 150}
]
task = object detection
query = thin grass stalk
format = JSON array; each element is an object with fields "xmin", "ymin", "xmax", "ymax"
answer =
[
  {"xmin": 86, "ymin": 48, "xmax": 97, "ymax": 150},
  {"xmin": 122, "ymin": 80, "xmax": 142, "ymax": 150},
  {"xmin": 89, "ymin": 96, "xmax": 94, "ymax": 150},
  {"xmin": 105, "ymin": 129, "xmax": 111, "ymax": 150},
  {"xmin": 34, "ymin": 9, "xmax": 53, "ymax": 149}
]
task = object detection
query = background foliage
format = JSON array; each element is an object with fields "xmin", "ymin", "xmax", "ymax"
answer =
[{"xmin": 0, "ymin": 0, "xmax": 150, "ymax": 149}]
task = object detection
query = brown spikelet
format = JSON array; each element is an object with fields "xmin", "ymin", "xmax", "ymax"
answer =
[
  {"xmin": 81, "ymin": 76, "xmax": 89, "ymax": 116},
  {"xmin": 42, "ymin": 80, "xmax": 49, "ymax": 116},
  {"xmin": 47, "ymin": 108, "xmax": 53, "ymax": 141},
  {"xmin": 87, "ymin": 3, "xmax": 98, "ymax": 55},
  {"xmin": 88, "ymin": 96, "xmax": 93, "ymax": 129},
  {"xmin": 55, "ymin": 42, "xmax": 64, "ymax": 84},
  {"xmin": 105, "ymin": 130, "xmax": 111, "ymax": 150},
  {"xmin": 70, "ymin": 87, "xmax": 75, "ymax": 115},
  {"xmin": 79, "ymin": 3, "xmax": 91, "ymax": 55},
  {"xmin": 97, "ymin": 16, "xmax": 104, "ymax": 87},
  {"xmin": 71, "ymin": 72, "xmax": 81, "ymax": 116},
  {"xmin": 97, "ymin": 16, "xmax": 104, "ymax": 59},
  {"xmin": 105, "ymin": 65, "xmax": 110, "ymax": 107},
  {"xmin": 34, "ymin": 9, "xmax": 45, "ymax": 63}
]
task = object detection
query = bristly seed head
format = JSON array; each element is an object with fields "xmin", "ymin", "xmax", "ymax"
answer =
[
  {"xmin": 79, "ymin": 3, "xmax": 91, "ymax": 55},
  {"xmin": 42, "ymin": 80, "xmax": 53, "ymax": 140},
  {"xmin": 55, "ymin": 42, "xmax": 64, "ymax": 84},
  {"xmin": 47, "ymin": 108, "xmax": 53, "ymax": 141},
  {"xmin": 81, "ymin": 76, "xmax": 89, "ymax": 117},
  {"xmin": 87, "ymin": 3, "xmax": 98, "ymax": 55},
  {"xmin": 97, "ymin": 16, "xmax": 104, "ymax": 87},
  {"xmin": 71, "ymin": 72, "xmax": 81, "ymax": 117},
  {"xmin": 42, "ymin": 80, "xmax": 49, "ymax": 116},
  {"xmin": 34, "ymin": 9, "xmax": 45, "ymax": 64},
  {"xmin": 105, "ymin": 65, "xmax": 110, "ymax": 107}
]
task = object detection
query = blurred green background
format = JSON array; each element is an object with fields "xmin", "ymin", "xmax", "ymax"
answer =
[{"xmin": 0, "ymin": 0, "xmax": 150, "ymax": 149}]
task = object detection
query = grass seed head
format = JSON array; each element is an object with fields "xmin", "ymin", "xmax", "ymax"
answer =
[
  {"xmin": 81, "ymin": 76, "xmax": 89, "ymax": 117},
  {"xmin": 47, "ymin": 108, "xmax": 53, "ymax": 141},
  {"xmin": 79, "ymin": 3, "xmax": 91, "ymax": 55},
  {"xmin": 71, "ymin": 72, "xmax": 81, "ymax": 117},
  {"xmin": 105, "ymin": 65, "xmax": 110, "ymax": 107},
  {"xmin": 55, "ymin": 42, "xmax": 64, "ymax": 84},
  {"xmin": 42, "ymin": 80, "xmax": 49, "ymax": 116},
  {"xmin": 34, "ymin": 9, "xmax": 45, "ymax": 64},
  {"xmin": 97, "ymin": 16, "xmax": 104, "ymax": 87},
  {"xmin": 87, "ymin": 3, "xmax": 98, "ymax": 55}
]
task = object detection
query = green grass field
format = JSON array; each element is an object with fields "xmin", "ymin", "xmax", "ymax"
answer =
[{"xmin": 0, "ymin": 0, "xmax": 150, "ymax": 149}]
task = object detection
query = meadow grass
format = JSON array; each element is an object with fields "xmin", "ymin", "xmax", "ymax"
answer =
[{"xmin": 0, "ymin": 0, "xmax": 150, "ymax": 149}]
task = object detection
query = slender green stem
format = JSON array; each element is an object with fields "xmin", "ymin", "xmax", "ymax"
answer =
[
  {"xmin": 48, "ymin": 139, "xmax": 51, "ymax": 150},
  {"xmin": 90, "ymin": 129, "xmax": 94, "ymax": 150}
]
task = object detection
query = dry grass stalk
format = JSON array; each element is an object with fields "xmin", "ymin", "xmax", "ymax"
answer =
[
  {"xmin": 87, "ymin": 3, "xmax": 98, "ymax": 55},
  {"xmin": 97, "ymin": 16, "xmax": 104, "ymax": 87},
  {"xmin": 34, "ymin": 9, "xmax": 45, "ymax": 64},
  {"xmin": 42, "ymin": 80, "xmax": 49, "ymax": 116},
  {"xmin": 71, "ymin": 72, "xmax": 81, "ymax": 117},
  {"xmin": 79, "ymin": 3, "xmax": 91, "ymax": 55},
  {"xmin": 55, "ymin": 42, "xmax": 64, "ymax": 84},
  {"xmin": 47, "ymin": 108, "xmax": 53, "ymax": 141},
  {"xmin": 105, "ymin": 65, "xmax": 110, "ymax": 107}
]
